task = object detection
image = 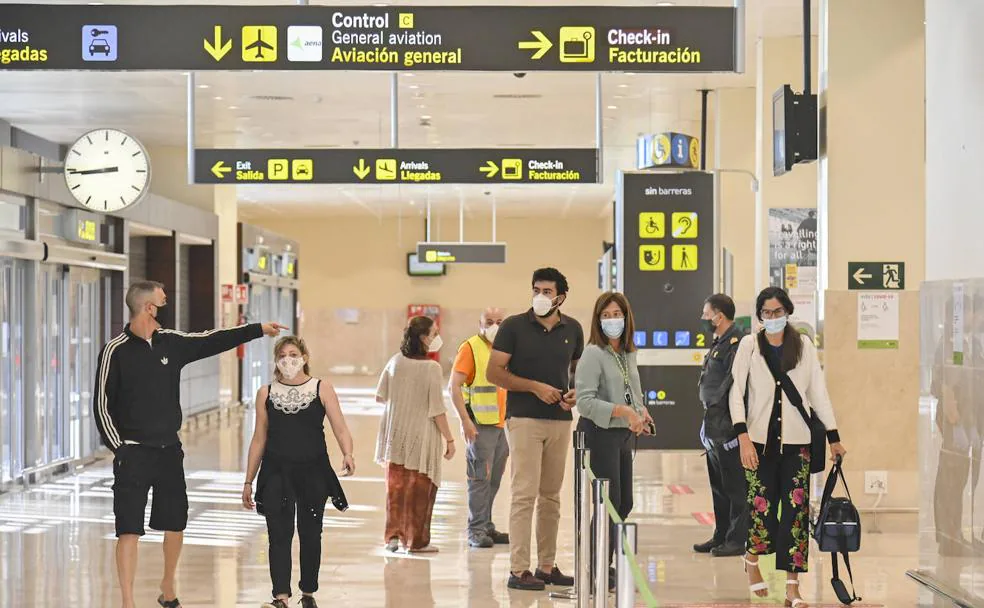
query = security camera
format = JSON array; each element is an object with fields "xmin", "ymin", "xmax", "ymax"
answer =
[{"xmin": 513, "ymin": 72, "xmax": 527, "ymax": 79}]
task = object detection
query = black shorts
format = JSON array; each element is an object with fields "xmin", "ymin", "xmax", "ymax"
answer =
[{"xmin": 112, "ymin": 443, "xmax": 188, "ymax": 537}]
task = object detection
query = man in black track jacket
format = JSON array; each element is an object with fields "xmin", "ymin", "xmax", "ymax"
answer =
[{"xmin": 95, "ymin": 280, "xmax": 286, "ymax": 608}]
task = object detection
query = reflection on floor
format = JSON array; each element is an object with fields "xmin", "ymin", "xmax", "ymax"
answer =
[{"xmin": 0, "ymin": 392, "xmax": 921, "ymax": 607}]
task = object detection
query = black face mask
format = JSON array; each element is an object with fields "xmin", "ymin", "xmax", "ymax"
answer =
[
  {"xmin": 701, "ymin": 317, "xmax": 717, "ymax": 334},
  {"xmin": 152, "ymin": 304, "xmax": 170, "ymax": 329}
]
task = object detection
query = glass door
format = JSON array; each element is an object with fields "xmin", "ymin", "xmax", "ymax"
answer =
[
  {"xmin": 0, "ymin": 258, "xmax": 25, "ymax": 484},
  {"xmin": 36, "ymin": 263, "xmax": 68, "ymax": 466},
  {"xmin": 241, "ymin": 283, "xmax": 273, "ymax": 403},
  {"xmin": 277, "ymin": 288, "xmax": 295, "ymax": 336},
  {"xmin": 68, "ymin": 267, "xmax": 103, "ymax": 462}
]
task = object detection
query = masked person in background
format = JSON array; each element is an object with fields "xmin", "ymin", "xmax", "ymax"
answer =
[
  {"xmin": 94, "ymin": 281, "xmax": 285, "ymax": 608},
  {"xmin": 449, "ymin": 307, "xmax": 511, "ymax": 549},
  {"xmin": 375, "ymin": 316, "xmax": 456, "ymax": 554},
  {"xmin": 693, "ymin": 294, "xmax": 748, "ymax": 558},
  {"xmin": 242, "ymin": 336, "xmax": 355, "ymax": 608},
  {"xmin": 488, "ymin": 268, "xmax": 584, "ymax": 592}
]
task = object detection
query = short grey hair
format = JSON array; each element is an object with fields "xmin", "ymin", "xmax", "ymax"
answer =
[{"xmin": 126, "ymin": 281, "xmax": 164, "ymax": 317}]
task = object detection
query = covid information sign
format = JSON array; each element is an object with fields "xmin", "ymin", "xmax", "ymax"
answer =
[
  {"xmin": 0, "ymin": 5, "xmax": 737, "ymax": 72},
  {"xmin": 616, "ymin": 171, "xmax": 715, "ymax": 450}
]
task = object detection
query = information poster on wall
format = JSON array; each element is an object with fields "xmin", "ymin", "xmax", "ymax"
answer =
[
  {"xmin": 857, "ymin": 292, "xmax": 900, "ymax": 349},
  {"xmin": 768, "ymin": 208, "xmax": 817, "ymax": 293}
]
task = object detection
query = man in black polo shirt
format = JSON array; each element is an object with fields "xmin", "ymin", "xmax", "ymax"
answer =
[{"xmin": 488, "ymin": 267, "xmax": 583, "ymax": 591}]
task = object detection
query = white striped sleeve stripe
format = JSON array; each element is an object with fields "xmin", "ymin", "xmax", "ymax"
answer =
[
  {"xmin": 157, "ymin": 324, "xmax": 250, "ymax": 338},
  {"xmin": 96, "ymin": 333, "xmax": 128, "ymax": 449}
]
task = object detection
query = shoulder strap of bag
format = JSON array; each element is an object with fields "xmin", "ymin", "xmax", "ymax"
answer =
[
  {"xmin": 760, "ymin": 338, "xmax": 813, "ymax": 429},
  {"xmin": 831, "ymin": 551, "xmax": 861, "ymax": 604}
]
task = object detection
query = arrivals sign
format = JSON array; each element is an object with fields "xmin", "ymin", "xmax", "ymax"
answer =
[
  {"xmin": 0, "ymin": 5, "xmax": 737, "ymax": 72},
  {"xmin": 194, "ymin": 148, "xmax": 598, "ymax": 184}
]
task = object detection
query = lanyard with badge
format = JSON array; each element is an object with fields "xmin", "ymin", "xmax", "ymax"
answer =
[{"xmin": 607, "ymin": 346, "xmax": 634, "ymax": 408}]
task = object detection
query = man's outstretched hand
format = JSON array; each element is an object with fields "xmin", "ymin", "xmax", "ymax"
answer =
[{"xmin": 261, "ymin": 322, "xmax": 289, "ymax": 337}]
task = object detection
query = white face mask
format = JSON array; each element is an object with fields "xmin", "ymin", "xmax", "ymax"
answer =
[
  {"xmin": 483, "ymin": 323, "xmax": 499, "ymax": 344},
  {"xmin": 277, "ymin": 356, "xmax": 305, "ymax": 380},
  {"xmin": 532, "ymin": 293, "xmax": 556, "ymax": 317},
  {"xmin": 601, "ymin": 317, "xmax": 625, "ymax": 339},
  {"xmin": 427, "ymin": 334, "xmax": 444, "ymax": 353},
  {"xmin": 763, "ymin": 316, "xmax": 788, "ymax": 335}
]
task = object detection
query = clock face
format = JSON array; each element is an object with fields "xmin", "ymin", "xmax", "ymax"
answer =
[{"xmin": 64, "ymin": 128, "xmax": 151, "ymax": 213}]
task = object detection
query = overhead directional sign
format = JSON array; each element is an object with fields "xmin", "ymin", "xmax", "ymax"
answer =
[
  {"xmin": 194, "ymin": 148, "xmax": 598, "ymax": 184},
  {"xmin": 417, "ymin": 243, "xmax": 506, "ymax": 264},
  {"xmin": 848, "ymin": 261, "xmax": 905, "ymax": 290},
  {"xmin": 0, "ymin": 5, "xmax": 737, "ymax": 72}
]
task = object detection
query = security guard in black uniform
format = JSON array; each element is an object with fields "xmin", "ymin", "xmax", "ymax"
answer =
[{"xmin": 693, "ymin": 294, "xmax": 748, "ymax": 557}]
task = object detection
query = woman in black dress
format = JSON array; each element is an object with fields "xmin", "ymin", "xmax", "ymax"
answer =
[{"xmin": 242, "ymin": 336, "xmax": 355, "ymax": 608}]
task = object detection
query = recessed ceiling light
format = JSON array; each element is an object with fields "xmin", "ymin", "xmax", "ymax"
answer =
[
  {"xmin": 409, "ymin": 84, "xmax": 419, "ymax": 90},
  {"xmin": 607, "ymin": 105, "xmax": 618, "ymax": 110},
  {"xmin": 421, "ymin": 115, "xmax": 432, "ymax": 120},
  {"xmin": 618, "ymin": 83, "xmax": 629, "ymax": 89},
  {"xmin": 228, "ymin": 105, "xmax": 238, "ymax": 110},
  {"xmin": 214, "ymin": 96, "xmax": 223, "ymax": 101},
  {"xmin": 197, "ymin": 84, "xmax": 210, "ymax": 89}
]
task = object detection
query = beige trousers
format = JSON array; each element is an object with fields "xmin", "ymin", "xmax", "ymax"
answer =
[{"xmin": 506, "ymin": 417, "xmax": 572, "ymax": 573}]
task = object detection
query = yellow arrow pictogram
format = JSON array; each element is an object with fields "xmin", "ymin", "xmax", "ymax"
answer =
[
  {"xmin": 211, "ymin": 160, "xmax": 231, "ymax": 179},
  {"xmin": 479, "ymin": 160, "xmax": 499, "ymax": 179},
  {"xmin": 518, "ymin": 30, "xmax": 553, "ymax": 60},
  {"xmin": 204, "ymin": 25, "xmax": 232, "ymax": 62},
  {"xmin": 353, "ymin": 159, "xmax": 370, "ymax": 180}
]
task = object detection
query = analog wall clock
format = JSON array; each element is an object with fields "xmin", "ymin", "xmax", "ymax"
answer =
[{"xmin": 64, "ymin": 128, "xmax": 151, "ymax": 213}]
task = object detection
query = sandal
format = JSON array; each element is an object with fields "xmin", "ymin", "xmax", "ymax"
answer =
[
  {"xmin": 743, "ymin": 555, "xmax": 769, "ymax": 597},
  {"xmin": 157, "ymin": 595, "xmax": 182, "ymax": 608},
  {"xmin": 785, "ymin": 579, "xmax": 809, "ymax": 607},
  {"xmin": 385, "ymin": 538, "xmax": 400, "ymax": 552}
]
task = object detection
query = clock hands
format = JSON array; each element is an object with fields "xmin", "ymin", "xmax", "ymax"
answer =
[{"xmin": 67, "ymin": 166, "xmax": 120, "ymax": 176}]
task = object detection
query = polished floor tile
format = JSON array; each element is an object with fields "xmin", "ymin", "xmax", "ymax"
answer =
[{"xmin": 0, "ymin": 390, "xmax": 926, "ymax": 607}]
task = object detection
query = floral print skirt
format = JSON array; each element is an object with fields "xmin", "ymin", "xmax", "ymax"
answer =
[{"xmin": 744, "ymin": 444, "xmax": 811, "ymax": 572}]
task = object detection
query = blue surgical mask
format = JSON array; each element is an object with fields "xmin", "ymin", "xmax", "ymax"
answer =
[
  {"xmin": 601, "ymin": 318, "xmax": 625, "ymax": 339},
  {"xmin": 763, "ymin": 316, "xmax": 788, "ymax": 335}
]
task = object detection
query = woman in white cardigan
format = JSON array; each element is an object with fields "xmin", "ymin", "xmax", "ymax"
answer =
[{"xmin": 729, "ymin": 287, "xmax": 847, "ymax": 608}]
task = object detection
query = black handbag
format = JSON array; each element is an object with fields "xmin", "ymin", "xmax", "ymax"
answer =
[
  {"xmin": 760, "ymin": 340, "xmax": 827, "ymax": 474},
  {"xmin": 814, "ymin": 456, "xmax": 862, "ymax": 605}
]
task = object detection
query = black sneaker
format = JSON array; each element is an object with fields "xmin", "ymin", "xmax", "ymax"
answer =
[
  {"xmin": 711, "ymin": 542, "xmax": 745, "ymax": 557},
  {"xmin": 261, "ymin": 600, "xmax": 288, "ymax": 608},
  {"xmin": 488, "ymin": 529, "xmax": 510, "ymax": 545},
  {"xmin": 300, "ymin": 596, "xmax": 319, "ymax": 608},
  {"xmin": 693, "ymin": 538, "xmax": 722, "ymax": 553},
  {"xmin": 535, "ymin": 566, "xmax": 574, "ymax": 587},
  {"xmin": 469, "ymin": 534, "xmax": 494, "ymax": 548},
  {"xmin": 508, "ymin": 570, "xmax": 546, "ymax": 591}
]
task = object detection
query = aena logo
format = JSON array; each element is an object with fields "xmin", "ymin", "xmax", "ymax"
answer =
[{"xmin": 287, "ymin": 26, "xmax": 322, "ymax": 62}]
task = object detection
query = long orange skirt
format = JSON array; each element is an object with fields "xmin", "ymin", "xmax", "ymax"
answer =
[{"xmin": 384, "ymin": 463, "xmax": 438, "ymax": 551}]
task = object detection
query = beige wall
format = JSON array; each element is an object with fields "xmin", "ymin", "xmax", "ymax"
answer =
[
  {"xmin": 755, "ymin": 36, "xmax": 820, "ymax": 290},
  {"xmin": 819, "ymin": 0, "xmax": 925, "ymax": 509},
  {"xmin": 256, "ymin": 213, "xmax": 609, "ymax": 377},
  {"xmin": 146, "ymin": 145, "xmax": 214, "ymax": 211},
  {"xmin": 715, "ymin": 87, "xmax": 757, "ymax": 305}
]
